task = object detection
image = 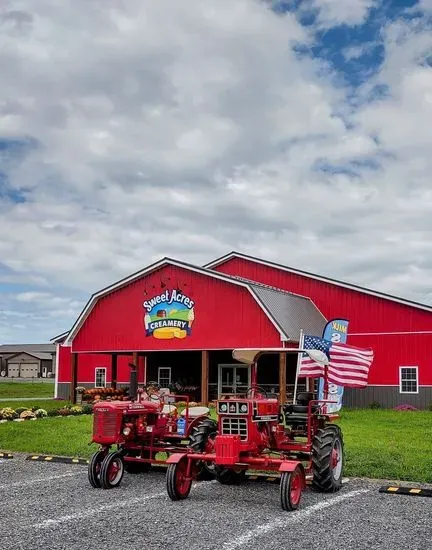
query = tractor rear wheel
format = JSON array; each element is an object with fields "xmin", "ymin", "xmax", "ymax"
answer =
[
  {"xmin": 88, "ymin": 450, "xmax": 106, "ymax": 488},
  {"xmin": 215, "ymin": 467, "xmax": 246, "ymax": 485},
  {"xmin": 99, "ymin": 451, "xmax": 125, "ymax": 489},
  {"xmin": 188, "ymin": 418, "xmax": 217, "ymax": 480},
  {"xmin": 166, "ymin": 456, "xmax": 192, "ymax": 501},
  {"xmin": 311, "ymin": 425, "xmax": 344, "ymax": 492},
  {"xmin": 280, "ymin": 465, "xmax": 303, "ymax": 511}
]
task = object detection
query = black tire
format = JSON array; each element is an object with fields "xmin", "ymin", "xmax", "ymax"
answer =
[
  {"xmin": 166, "ymin": 457, "xmax": 192, "ymax": 501},
  {"xmin": 311, "ymin": 424, "xmax": 344, "ymax": 492},
  {"xmin": 88, "ymin": 450, "xmax": 106, "ymax": 488},
  {"xmin": 215, "ymin": 467, "xmax": 246, "ymax": 485},
  {"xmin": 188, "ymin": 418, "xmax": 217, "ymax": 480},
  {"xmin": 99, "ymin": 451, "xmax": 125, "ymax": 489},
  {"xmin": 280, "ymin": 466, "xmax": 303, "ymax": 511}
]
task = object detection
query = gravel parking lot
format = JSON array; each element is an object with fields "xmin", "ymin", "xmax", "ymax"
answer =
[{"xmin": 1, "ymin": 455, "xmax": 431, "ymax": 550}]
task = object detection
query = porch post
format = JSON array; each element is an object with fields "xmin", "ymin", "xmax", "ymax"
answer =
[
  {"xmin": 278, "ymin": 352, "xmax": 287, "ymax": 405},
  {"xmin": 132, "ymin": 351, "xmax": 138, "ymax": 367},
  {"xmin": 111, "ymin": 354, "xmax": 118, "ymax": 389},
  {"xmin": 201, "ymin": 350, "xmax": 209, "ymax": 405},
  {"xmin": 70, "ymin": 353, "xmax": 78, "ymax": 404}
]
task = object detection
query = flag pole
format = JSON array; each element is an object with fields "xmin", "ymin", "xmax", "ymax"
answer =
[{"xmin": 293, "ymin": 329, "xmax": 304, "ymax": 404}]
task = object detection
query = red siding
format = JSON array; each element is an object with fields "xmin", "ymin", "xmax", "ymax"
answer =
[
  {"xmin": 58, "ymin": 345, "xmax": 135, "ymax": 384},
  {"xmin": 71, "ymin": 264, "xmax": 281, "ymax": 353},
  {"xmin": 212, "ymin": 257, "xmax": 432, "ymax": 385}
]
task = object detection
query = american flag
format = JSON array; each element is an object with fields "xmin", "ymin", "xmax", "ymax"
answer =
[{"xmin": 298, "ymin": 334, "xmax": 374, "ymax": 388}]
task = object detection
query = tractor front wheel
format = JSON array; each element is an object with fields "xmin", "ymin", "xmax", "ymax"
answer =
[
  {"xmin": 311, "ymin": 425, "xmax": 344, "ymax": 492},
  {"xmin": 166, "ymin": 456, "xmax": 192, "ymax": 501},
  {"xmin": 280, "ymin": 465, "xmax": 303, "ymax": 511},
  {"xmin": 99, "ymin": 451, "xmax": 125, "ymax": 489},
  {"xmin": 188, "ymin": 418, "xmax": 217, "ymax": 480},
  {"xmin": 88, "ymin": 450, "xmax": 106, "ymax": 488}
]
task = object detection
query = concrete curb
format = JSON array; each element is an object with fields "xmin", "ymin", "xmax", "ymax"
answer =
[
  {"xmin": 379, "ymin": 485, "xmax": 432, "ymax": 498},
  {"xmin": 0, "ymin": 452, "xmax": 14, "ymax": 459}
]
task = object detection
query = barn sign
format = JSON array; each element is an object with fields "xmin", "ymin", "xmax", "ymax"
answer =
[{"xmin": 143, "ymin": 289, "xmax": 195, "ymax": 340}]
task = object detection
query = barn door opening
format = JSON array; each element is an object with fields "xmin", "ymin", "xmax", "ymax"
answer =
[{"xmin": 218, "ymin": 364, "xmax": 250, "ymax": 397}]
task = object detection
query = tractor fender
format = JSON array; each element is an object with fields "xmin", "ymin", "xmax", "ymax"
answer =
[
  {"xmin": 279, "ymin": 459, "xmax": 305, "ymax": 476},
  {"xmin": 166, "ymin": 453, "xmax": 188, "ymax": 465}
]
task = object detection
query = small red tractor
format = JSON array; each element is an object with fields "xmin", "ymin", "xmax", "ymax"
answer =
[
  {"xmin": 88, "ymin": 364, "xmax": 217, "ymax": 489},
  {"xmin": 165, "ymin": 347, "xmax": 345, "ymax": 511}
]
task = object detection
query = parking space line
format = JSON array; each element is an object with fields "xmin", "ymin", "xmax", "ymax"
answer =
[
  {"xmin": 1, "ymin": 471, "xmax": 82, "ymax": 489},
  {"xmin": 33, "ymin": 491, "xmax": 167, "ymax": 529},
  {"xmin": 222, "ymin": 488, "xmax": 370, "ymax": 550}
]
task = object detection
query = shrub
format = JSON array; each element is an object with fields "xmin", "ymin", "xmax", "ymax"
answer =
[
  {"xmin": 369, "ymin": 401, "xmax": 381, "ymax": 409},
  {"xmin": 394, "ymin": 404, "xmax": 418, "ymax": 411},
  {"xmin": 82, "ymin": 403, "xmax": 94, "ymax": 414},
  {"xmin": 47, "ymin": 408, "xmax": 59, "ymax": 417},
  {"xmin": 58, "ymin": 408, "xmax": 72, "ymax": 416},
  {"xmin": 0, "ymin": 407, "xmax": 18, "ymax": 420},
  {"xmin": 34, "ymin": 408, "xmax": 48, "ymax": 418},
  {"xmin": 69, "ymin": 405, "xmax": 83, "ymax": 415},
  {"xmin": 20, "ymin": 410, "xmax": 36, "ymax": 420},
  {"xmin": 15, "ymin": 407, "xmax": 28, "ymax": 416}
]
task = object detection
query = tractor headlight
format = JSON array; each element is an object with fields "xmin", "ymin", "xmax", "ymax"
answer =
[{"xmin": 123, "ymin": 427, "xmax": 131, "ymax": 436}]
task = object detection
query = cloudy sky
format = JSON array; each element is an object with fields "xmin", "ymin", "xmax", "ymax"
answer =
[{"xmin": 1, "ymin": 0, "xmax": 432, "ymax": 343}]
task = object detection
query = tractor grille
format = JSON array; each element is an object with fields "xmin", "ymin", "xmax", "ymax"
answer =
[
  {"xmin": 94, "ymin": 410, "xmax": 118, "ymax": 439},
  {"xmin": 221, "ymin": 417, "xmax": 248, "ymax": 440}
]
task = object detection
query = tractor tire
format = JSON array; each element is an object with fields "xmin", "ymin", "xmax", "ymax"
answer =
[
  {"xmin": 99, "ymin": 451, "xmax": 125, "ymax": 489},
  {"xmin": 166, "ymin": 456, "xmax": 192, "ymax": 501},
  {"xmin": 311, "ymin": 424, "xmax": 344, "ymax": 493},
  {"xmin": 215, "ymin": 467, "xmax": 246, "ymax": 485},
  {"xmin": 188, "ymin": 418, "xmax": 217, "ymax": 480},
  {"xmin": 88, "ymin": 450, "xmax": 106, "ymax": 488},
  {"xmin": 280, "ymin": 465, "xmax": 303, "ymax": 511}
]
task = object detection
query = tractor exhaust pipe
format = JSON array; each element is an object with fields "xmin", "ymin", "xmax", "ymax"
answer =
[{"xmin": 128, "ymin": 362, "xmax": 138, "ymax": 401}]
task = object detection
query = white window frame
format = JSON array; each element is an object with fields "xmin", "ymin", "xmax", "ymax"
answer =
[
  {"xmin": 158, "ymin": 367, "xmax": 171, "ymax": 387},
  {"xmin": 95, "ymin": 367, "xmax": 107, "ymax": 388},
  {"xmin": 399, "ymin": 366, "xmax": 419, "ymax": 394}
]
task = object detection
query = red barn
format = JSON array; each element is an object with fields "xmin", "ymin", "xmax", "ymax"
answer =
[
  {"xmin": 54, "ymin": 252, "xmax": 432, "ymax": 409},
  {"xmin": 54, "ymin": 257, "xmax": 325, "ymax": 404},
  {"xmin": 205, "ymin": 252, "xmax": 432, "ymax": 408}
]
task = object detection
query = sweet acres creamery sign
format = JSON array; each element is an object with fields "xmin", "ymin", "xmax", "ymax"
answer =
[{"xmin": 143, "ymin": 289, "xmax": 195, "ymax": 340}]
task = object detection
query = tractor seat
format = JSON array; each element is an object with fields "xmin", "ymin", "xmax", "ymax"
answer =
[
  {"xmin": 180, "ymin": 406, "xmax": 210, "ymax": 418},
  {"xmin": 283, "ymin": 392, "xmax": 319, "ymax": 416},
  {"xmin": 162, "ymin": 404, "xmax": 177, "ymax": 415}
]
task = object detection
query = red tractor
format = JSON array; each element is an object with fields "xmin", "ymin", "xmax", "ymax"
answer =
[
  {"xmin": 88, "ymin": 364, "xmax": 217, "ymax": 489},
  {"xmin": 165, "ymin": 347, "xmax": 348, "ymax": 511}
]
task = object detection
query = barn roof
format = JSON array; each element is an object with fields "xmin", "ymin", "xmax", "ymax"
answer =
[
  {"xmin": 62, "ymin": 257, "xmax": 326, "ymax": 346},
  {"xmin": 204, "ymin": 251, "xmax": 432, "ymax": 314}
]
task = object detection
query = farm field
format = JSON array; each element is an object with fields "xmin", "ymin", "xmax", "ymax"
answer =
[{"xmin": 1, "ymin": 407, "xmax": 431, "ymax": 483}]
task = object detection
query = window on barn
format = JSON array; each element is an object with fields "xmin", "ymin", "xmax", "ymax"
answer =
[
  {"xmin": 158, "ymin": 367, "xmax": 171, "ymax": 388},
  {"xmin": 399, "ymin": 367, "xmax": 418, "ymax": 394},
  {"xmin": 95, "ymin": 367, "xmax": 107, "ymax": 388}
]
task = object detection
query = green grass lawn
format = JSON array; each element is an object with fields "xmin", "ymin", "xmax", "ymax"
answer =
[
  {"xmin": 0, "ymin": 381, "xmax": 55, "ymax": 399},
  {"xmin": 1, "ymin": 408, "xmax": 431, "ymax": 483}
]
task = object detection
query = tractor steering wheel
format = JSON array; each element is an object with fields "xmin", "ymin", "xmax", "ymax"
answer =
[{"xmin": 245, "ymin": 385, "xmax": 268, "ymax": 398}]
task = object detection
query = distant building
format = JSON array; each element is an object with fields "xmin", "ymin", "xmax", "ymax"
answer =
[{"xmin": 0, "ymin": 344, "xmax": 56, "ymax": 379}]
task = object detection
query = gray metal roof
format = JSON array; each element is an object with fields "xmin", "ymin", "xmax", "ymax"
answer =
[
  {"xmin": 6, "ymin": 351, "xmax": 53, "ymax": 361},
  {"xmin": 0, "ymin": 344, "xmax": 55, "ymax": 356},
  {"xmin": 248, "ymin": 283, "xmax": 327, "ymax": 341}
]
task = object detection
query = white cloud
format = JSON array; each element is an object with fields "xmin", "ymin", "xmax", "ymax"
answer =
[
  {"xmin": 0, "ymin": 1, "xmax": 432, "ymax": 343},
  {"xmin": 305, "ymin": 0, "xmax": 377, "ymax": 28}
]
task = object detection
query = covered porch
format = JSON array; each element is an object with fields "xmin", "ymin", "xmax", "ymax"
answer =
[{"xmin": 69, "ymin": 347, "xmax": 307, "ymax": 405}]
